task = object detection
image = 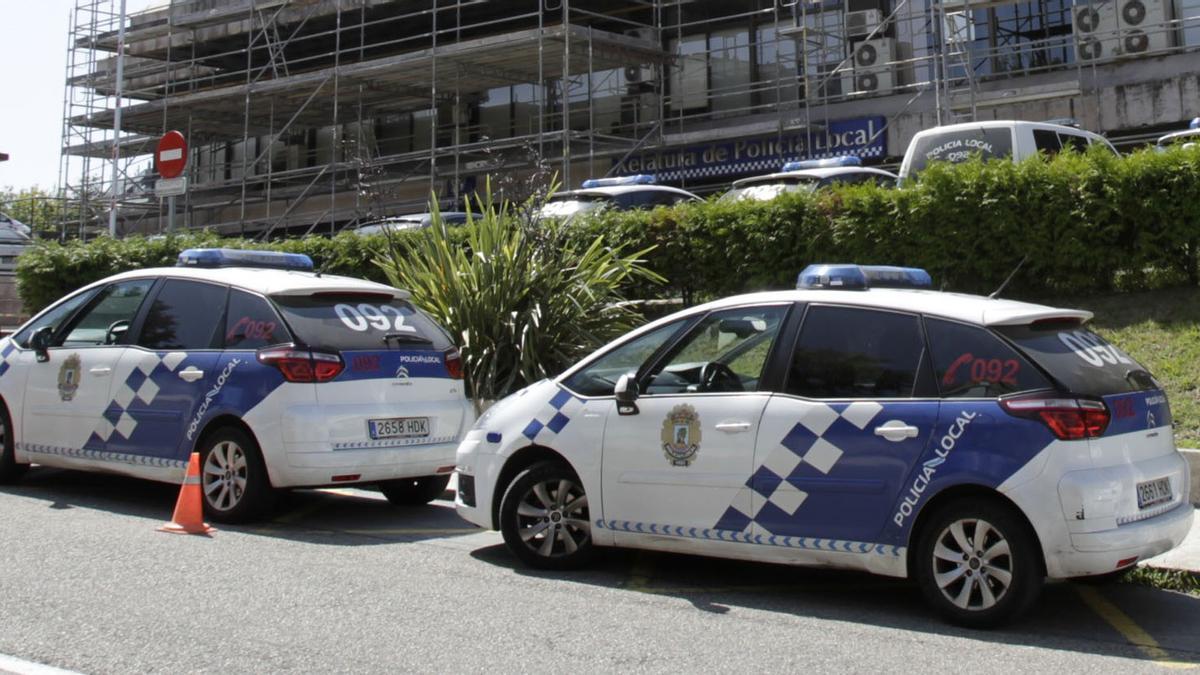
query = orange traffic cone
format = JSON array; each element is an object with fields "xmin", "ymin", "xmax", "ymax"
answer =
[{"xmin": 158, "ymin": 452, "xmax": 215, "ymax": 535}]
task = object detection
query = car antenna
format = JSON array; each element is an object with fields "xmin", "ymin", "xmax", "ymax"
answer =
[{"xmin": 988, "ymin": 255, "xmax": 1028, "ymax": 299}]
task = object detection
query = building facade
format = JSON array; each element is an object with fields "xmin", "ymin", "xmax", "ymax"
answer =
[{"xmin": 60, "ymin": 0, "xmax": 1200, "ymax": 236}]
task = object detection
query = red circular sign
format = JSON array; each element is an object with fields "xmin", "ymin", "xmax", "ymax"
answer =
[{"xmin": 156, "ymin": 130, "xmax": 188, "ymax": 179}]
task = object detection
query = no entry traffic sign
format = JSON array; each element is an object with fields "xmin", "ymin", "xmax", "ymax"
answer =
[{"xmin": 156, "ymin": 130, "xmax": 188, "ymax": 179}]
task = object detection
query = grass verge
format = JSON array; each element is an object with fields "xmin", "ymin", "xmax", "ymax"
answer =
[{"xmin": 1119, "ymin": 566, "xmax": 1200, "ymax": 596}]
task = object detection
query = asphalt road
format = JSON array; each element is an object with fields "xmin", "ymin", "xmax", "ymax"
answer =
[{"xmin": 0, "ymin": 467, "xmax": 1197, "ymax": 674}]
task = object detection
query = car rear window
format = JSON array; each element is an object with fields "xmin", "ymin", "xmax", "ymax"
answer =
[
  {"xmin": 996, "ymin": 323, "xmax": 1157, "ymax": 396},
  {"xmin": 271, "ymin": 293, "xmax": 452, "ymax": 351},
  {"xmin": 907, "ymin": 127, "xmax": 1014, "ymax": 175}
]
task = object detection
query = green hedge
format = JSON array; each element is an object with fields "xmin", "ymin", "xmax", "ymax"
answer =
[{"xmin": 17, "ymin": 145, "xmax": 1200, "ymax": 314}]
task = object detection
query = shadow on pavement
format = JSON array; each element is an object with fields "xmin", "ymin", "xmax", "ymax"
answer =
[
  {"xmin": 469, "ymin": 542, "xmax": 1200, "ymax": 666},
  {"xmin": 0, "ymin": 466, "xmax": 481, "ymax": 546}
]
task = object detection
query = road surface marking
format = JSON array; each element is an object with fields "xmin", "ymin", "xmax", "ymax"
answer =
[{"xmin": 1074, "ymin": 586, "xmax": 1198, "ymax": 669}]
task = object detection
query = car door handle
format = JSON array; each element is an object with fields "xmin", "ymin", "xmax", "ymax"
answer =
[
  {"xmin": 178, "ymin": 367, "xmax": 204, "ymax": 382},
  {"xmin": 88, "ymin": 366, "xmax": 112, "ymax": 376},
  {"xmin": 874, "ymin": 420, "xmax": 919, "ymax": 442},
  {"xmin": 715, "ymin": 421, "xmax": 752, "ymax": 433}
]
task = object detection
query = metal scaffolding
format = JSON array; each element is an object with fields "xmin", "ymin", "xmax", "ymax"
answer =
[{"xmin": 57, "ymin": 0, "xmax": 1200, "ymax": 238}]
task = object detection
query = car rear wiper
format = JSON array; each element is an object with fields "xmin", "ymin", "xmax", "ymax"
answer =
[{"xmin": 383, "ymin": 332, "xmax": 433, "ymax": 346}]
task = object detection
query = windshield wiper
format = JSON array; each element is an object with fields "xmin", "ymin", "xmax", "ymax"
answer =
[{"xmin": 383, "ymin": 332, "xmax": 432, "ymax": 346}]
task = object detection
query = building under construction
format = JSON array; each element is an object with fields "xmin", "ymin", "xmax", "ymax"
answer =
[{"xmin": 60, "ymin": 0, "xmax": 1200, "ymax": 237}]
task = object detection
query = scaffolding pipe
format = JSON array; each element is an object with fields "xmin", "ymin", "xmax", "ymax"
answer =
[{"xmin": 108, "ymin": 0, "xmax": 127, "ymax": 237}]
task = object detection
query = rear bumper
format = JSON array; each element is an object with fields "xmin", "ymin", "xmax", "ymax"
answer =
[
  {"xmin": 1054, "ymin": 503, "xmax": 1194, "ymax": 577},
  {"xmin": 269, "ymin": 441, "xmax": 460, "ymax": 488}
]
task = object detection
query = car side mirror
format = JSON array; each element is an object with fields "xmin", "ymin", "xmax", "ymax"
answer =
[
  {"xmin": 30, "ymin": 325, "xmax": 53, "ymax": 363},
  {"xmin": 614, "ymin": 374, "xmax": 639, "ymax": 416}
]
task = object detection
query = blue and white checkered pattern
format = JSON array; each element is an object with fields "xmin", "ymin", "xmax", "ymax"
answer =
[
  {"xmin": 0, "ymin": 339, "xmax": 15, "ymax": 378},
  {"xmin": 713, "ymin": 400, "xmax": 883, "ymax": 533},
  {"xmin": 88, "ymin": 350, "xmax": 187, "ymax": 445},
  {"xmin": 521, "ymin": 388, "xmax": 585, "ymax": 444},
  {"xmin": 652, "ymin": 146, "xmax": 887, "ymax": 183},
  {"xmin": 18, "ymin": 442, "xmax": 188, "ymax": 470},
  {"xmin": 596, "ymin": 518, "xmax": 902, "ymax": 557}
]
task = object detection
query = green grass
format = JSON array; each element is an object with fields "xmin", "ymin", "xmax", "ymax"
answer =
[
  {"xmin": 1118, "ymin": 566, "xmax": 1200, "ymax": 596},
  {"xmin": 1056, "ymin": 287, "xmax": 1200, "ymax": 447}
]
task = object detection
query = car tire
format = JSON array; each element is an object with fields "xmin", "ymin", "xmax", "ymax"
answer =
[
  {"xmin": 198, "ymin": 426, "xmax": 275, "ymax": 523},
  {"xmin": 379, "ymin": 475, "xmax": 451, "ymax": 506},
  {"xmin": 499, "ymin": 461, "xmax": 596, "ymax": 571},
  {"xmin": 914, "ymin": 498, "xmax": 1043, "ymax": 628},
  {"xmin": 0, "ymin": 403, "xmax": 26, "ymax": 484}
]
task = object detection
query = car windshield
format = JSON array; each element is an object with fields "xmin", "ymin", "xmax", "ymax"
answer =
[
  {"xmin": 720, "ymin": 176, "xmax": 819, "ymax": 202},
  {"xmin": 996, "ymin": 322, "xmax": 1158, "ymax": 396},
  {"xmin": 538, "ymin": 194, "xmax": 613, "ymax": 219},
  {"xmin": 271, "ymin": 293, "xmax": 452, "ymax": 350}
]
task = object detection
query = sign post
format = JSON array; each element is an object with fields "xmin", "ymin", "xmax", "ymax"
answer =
[{"xmin": 155, "ymin": 130, "xmax": 188, "ymax": 232}]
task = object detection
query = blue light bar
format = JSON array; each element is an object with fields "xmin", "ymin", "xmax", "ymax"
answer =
[
  {"xmin": 177, "ymin": 248, "xmax": 315, "ymax": 271},
  {"xmin": 581, "ymin": 175, "xmax": 655, "ymax": 188},
  {"xmin": 797, "ymin": 264, "xmax": 932, "ymax": 290},
  {"xmin": 1191, "ymin": 117, "xmax": 1200, "ymax": 130},
  {"xmin": 782, "ymin": 156, "xmax": 862, "ymax": 172}
]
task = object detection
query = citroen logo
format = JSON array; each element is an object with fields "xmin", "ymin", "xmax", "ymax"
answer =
[
  {"xmin": 1147, "ymin": 411, "xmax": 1156, "ymax": 428},
  {"xmin": 395, "ymin": 365, "xmax": 410, "ymax": 380}
]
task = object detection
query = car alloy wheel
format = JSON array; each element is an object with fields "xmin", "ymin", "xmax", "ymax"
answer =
[
  {"xmin": 931, "ymin": 517, "xmax": 1013, "ymax": 611},
  {"xmin": 500, "ymin": 461, "xmax": 596, "ymax": 570},
  {"xmin": 203, "ymin": 439, "xmax": 248, "ymax": 513}
]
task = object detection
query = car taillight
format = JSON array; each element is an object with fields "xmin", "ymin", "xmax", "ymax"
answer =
[
  {"xmin": 444, "ymin": 347, "xmax": 464, "ymax": 380},
  {"xmin": 257, "ymin": 345, "xmax": 344, "ymax": 383},
  {"xmin": 1000, "ymin": 396, "xmax": 1109, "ymax": 440}
]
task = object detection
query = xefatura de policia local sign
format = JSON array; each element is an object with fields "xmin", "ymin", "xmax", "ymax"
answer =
[{"xmin": 614, "ymin": 116, "xmax": 887, "ymax": 181}]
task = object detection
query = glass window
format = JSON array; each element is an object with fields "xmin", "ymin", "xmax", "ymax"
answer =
[
  {"xmin": 645, "ymin": 306, "xmax": 788, "ymax": 395},
  {"xmin": 669, "ymin": 35, "xmax": 708, "ymax": 111},
  {"xmin": 60, "ymin": 279, "xmax": 155, "ymax": 347},
  {"xmin": 1033, "ymin": 129, "xmax": 1062, "ymax": 155},
  {"xmin": 1058, "ymin": 133, "xmax": 1091, "ymax": 153},
  {"xmin": 563, "ymin": 319, "xmax": 688, "ymax": 397},
  {"xmin": 907, "ymin": 127, "xmax": 1014, "ymax": 175},
  {"xmin": 13, "ymin": 287, "xmax": 100, "ymax": 348},
  {"xmin": 272, "ymin": 293, "xmax": 451, "ymax": 350},
  {"xmin": 926, "ymin": 318, "xmax": 1050, "ymax": 398},
  {"xmin": 138, "ymin": 280, "xmax": 228, "ymax": 350},
  {"xmin": 787, "ymin": 306, "xmax": 925, "ymax": 399},
  {"xmin": 224, "ymin": 290, "xmax": 292, "ymax": 350},
  {"xmin": 709, "ymin": 29, "xmax": 752, "ymax": 115},
  {"xmin": 996, "ymin": 322, "xmax": 1158, "ymax": 395}
]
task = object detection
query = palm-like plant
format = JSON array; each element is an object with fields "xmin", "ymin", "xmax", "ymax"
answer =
[{"xmin": 375, "ymin": 182, "xmax": 662, "ymax": 409}]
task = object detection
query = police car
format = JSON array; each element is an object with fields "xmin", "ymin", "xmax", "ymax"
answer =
[
  {"xmin": 720, "ymin": 156, "xmax": 898, "ymax": 202},
  {"xmin": 1155, "ymin": 117, "xmax": 1200, "ymax": 151},
  {"xmin": 536, "ymin": 175, "xmax": 700, "ymax": 221},
  {"xmin": 0, "ymin": 249, "xmax": 473, "ymax": 522},
  {"xmin": 455, "ymin": 264, "xmax": 1193, "ymax": 626}
]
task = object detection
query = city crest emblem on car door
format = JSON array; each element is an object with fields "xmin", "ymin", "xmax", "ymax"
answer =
[
  {"xmin": 58, "ymin": 354, "xmax": 82, "ymax": 401},
  {"xmin": 661, "ymin": 404, "xmax": 702, "ymax": 467}
]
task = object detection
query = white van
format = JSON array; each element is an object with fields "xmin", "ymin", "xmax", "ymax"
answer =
[{"xmin": 898, "ymin": 120, "xmax": 1119, "ymax": 181}]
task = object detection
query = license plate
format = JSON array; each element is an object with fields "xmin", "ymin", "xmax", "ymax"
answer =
[
  {"xmin": 368, "ymin": 417, "xmax": 430, "ymax": 440},
  {"xmin": 1136, "ymin": 477, "xmax": 1173, "ymax": 509}
]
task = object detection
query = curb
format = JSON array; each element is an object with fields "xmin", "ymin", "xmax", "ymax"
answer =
[{"xmin": 1180, "ymin": 448, "xmax": 1200, "ymax": 507}]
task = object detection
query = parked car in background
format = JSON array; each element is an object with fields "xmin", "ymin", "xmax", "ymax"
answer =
[
  {"xmin": 899, "ymin": 120, "xmax": 1119, "ymax": 181},
  {"xmin": 0, "ymin": 248, "xmax": 473, "ymax": 522},
  {"xmin": 536, "ymin": 176, "xmax": 700, "ymax": 221},
  {"xmin": 0, "ymin": 213, "xmax": 32, "ymax": 237},
  {"xmin": 720, "ymin": 156, "xmax": 897, "ymax": 202},
  {"xmin": 1155, "ymin": 117, "xmax": 1200, "ymax": 151},
  {"xmin": 0, "ymin": 226, "xmax": 31, "ymax": 274},
  {"xmin": 354, "ymin": 212, "xmax": 470, "ymax": 235}
]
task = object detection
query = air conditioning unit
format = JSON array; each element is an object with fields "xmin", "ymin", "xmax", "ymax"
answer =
[
  {"xmin": 623, "ymin": 28, "xmax": 659, "ymax": 90},
  {"xmin": 1074, "ymin": 0, "xmax": 1120, "ymax": 61},
  {"xmin": 852, "ymin": 38, "xmax": 896, "ymax": 95},
  {"xmin": 1115, "ymin": 0, "xmax": 1172, "ymax": 56},
  {"xmin": 846, "ymin": 9, "xmax": 884, "ymax": 37}
]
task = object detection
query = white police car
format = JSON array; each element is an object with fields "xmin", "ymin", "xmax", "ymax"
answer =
[
  {"xmin": 537, "ymin": 175, "xmax": 700, "ymax": 221},
  {"xmin": 0, "ymin": 249, "xmax": 473, "ymax": 521},
  {"xmin": 455, "ymin": 264, "xmax": 1193, "ymax": 626},
  {"xmin": 720, "ymin": 156, "xmax": 898, "ymax": 202}
]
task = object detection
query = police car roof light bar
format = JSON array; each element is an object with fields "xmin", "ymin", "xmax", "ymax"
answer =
[
  {"xmin": 177, "ymin": 248, "xmax": 315, "ymax": 272},
  {"xmin": 1191, "ymin": 117, "xmax": 1200, "ymax": 130},
  {"xmin": 781, "ymin": 156, "xmax": 862, "ymax": 172},
  {"xmin": 580, "ymin": 175, "xmax": 656, "ymax": 188},
  {"xmin": 797, "ymin": 264, "xmax": 932, "ymax": 291}
]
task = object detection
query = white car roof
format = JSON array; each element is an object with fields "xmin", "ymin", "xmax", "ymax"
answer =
[
  {"xmin": 94, "ymin": 265, "xmax": 410, "ymax": 299},
  {"xmin": 553, "ymin": 185, "xmax": 700, "ymax": 199},
  {"xmin": 646, "ymin": 288, "xmax": 1090, "ymax": 334},
  {"xmin": 1156, "ymin": 128, "xmax": 1200, "ymax": 146},
  {"xmin": 911, "ymin": 120, "xmax": 1106, "ymax": 140},
  {"xmin": 731, "ymin": 166, "xmax": 897, "ymax": 186}
]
